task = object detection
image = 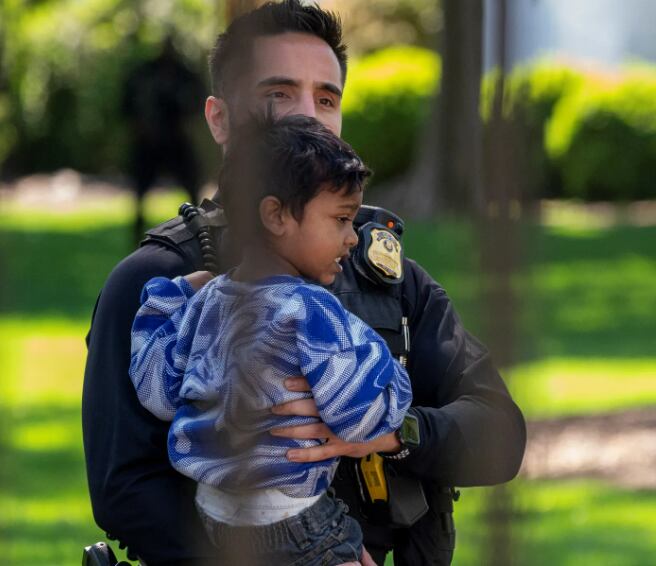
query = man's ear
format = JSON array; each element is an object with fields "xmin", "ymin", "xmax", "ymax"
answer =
[
  {"xmin": 259, "ymin": 196, "xmax": 288, "ymax": 237},
  {"xmin": 205, "ymin": 96, "xmax": 230, "ymax": 145}
]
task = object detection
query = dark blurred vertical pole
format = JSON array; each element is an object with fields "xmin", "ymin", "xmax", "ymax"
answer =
[
  {"xmin": 439, "ymin": 0, "xmax": 484, "ymax": 212},
  {"xmin": 480, "ymin": 0, "xmax": 522, "ymax": 565}
]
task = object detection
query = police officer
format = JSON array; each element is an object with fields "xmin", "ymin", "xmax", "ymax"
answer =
[{"xmin": 82, "ymin": 2, "xmax": 526, "ymax": 565}]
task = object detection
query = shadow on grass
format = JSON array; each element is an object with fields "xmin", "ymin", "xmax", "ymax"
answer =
[
  {"xmin": 405, "ymin": 221, "xmax": 656, "ymax": 360},
  {"xmin": 0, "ymin": 405, "xmax": 87, "ymax": 499},
  {"xmin": 454, "ymin": 482, "xmax": 656, "ymax": 566},
  {"xmin": 514, "ymin": 487, "xmax": 656, "ymax": 566},
  {"xmin": 0, "ymin": 225, "xmax": 134, "ymax": 320},
  {"xmin": 1, "ymin": 519, "xmax": 108, "ymax": 566},
  {"xmin": 0, "ymin": 403, "xmax": 110, "ymax": 565}
]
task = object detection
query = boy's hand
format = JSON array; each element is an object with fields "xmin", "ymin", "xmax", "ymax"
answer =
[
  {"xmin": 184, "ymin": 270, "xmax": 214, "ymax": 291},
  {"xmin": 270, "ymin": 377, "xmax": 401, "ymax": 462}
]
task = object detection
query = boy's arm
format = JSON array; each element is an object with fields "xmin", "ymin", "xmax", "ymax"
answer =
[
  {"xmin": 129, "ymin": 276, "xmax": 198, "ymax": 420},
  {"xmin": 291, "ymin": 287, "xmax": 412, "ymax": 443}
]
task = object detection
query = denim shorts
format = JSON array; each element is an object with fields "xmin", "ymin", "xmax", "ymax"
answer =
[{"xmin": 196, "ymin": 491, "xmax": 362, "ymax": 566}]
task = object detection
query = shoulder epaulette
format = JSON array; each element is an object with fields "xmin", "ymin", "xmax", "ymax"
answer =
[{"xmin": 141, "ymin": 199, "xmax": 227, "ymax": 271}]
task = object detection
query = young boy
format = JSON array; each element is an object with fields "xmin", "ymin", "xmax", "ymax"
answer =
[{"xmin": 129, "ymin": 115, "xmax": 412, "ymax": 565}]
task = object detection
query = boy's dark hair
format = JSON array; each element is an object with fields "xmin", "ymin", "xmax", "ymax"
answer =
[
  {"xmin": 209, "ymin": 0, "xmax": 347, "ymax": 97},
  {"xmin": 219, "ymin": 114, "xmax": 370, "ymax": 240}
]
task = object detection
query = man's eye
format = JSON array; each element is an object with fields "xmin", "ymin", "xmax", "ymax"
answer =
[
  {"xmin": 319, "ymin": 97, "xmax": 334, "ymax": 107},
  {"xmin": 267, "ymin": 91, "xmax": 288, "ymax": 99}
]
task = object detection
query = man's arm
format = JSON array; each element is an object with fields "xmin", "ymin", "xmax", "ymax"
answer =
[
  {"xmin": 390, "ymin": 259, "xmax": 526, "ymax": 485},
  {"xmin": 274, "ymin": 259, "xmax": 526, "ymax": 486},
  {"xmin": 82, "ymin": 244, "xmax": 216, "ymax": 565}
]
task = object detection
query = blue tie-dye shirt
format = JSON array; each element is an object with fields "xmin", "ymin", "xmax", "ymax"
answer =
[{"xmin": 129, "ymin": 273, "xmax": 412, "ymax": 498}]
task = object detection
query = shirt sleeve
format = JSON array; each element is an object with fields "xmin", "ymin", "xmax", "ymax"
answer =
[
  {"xmin": 82, "ymin": 243, "xmax": 216, "ymax": 565},
  {"xmin": 391, "ymin": 260, "xmax": 527, "ymax": 486},
  {"xmin": 129, "ymin": 276, "xmax": 197, "ymax": 421},
  {"xmin": 288, "ymin": 286, "xmax": 413, "ymax": 443}
]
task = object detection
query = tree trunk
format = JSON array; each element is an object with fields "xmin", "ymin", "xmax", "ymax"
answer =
[
  {"xmin": 479, "ymin": 2, "xmax": 525, "ymax": 565},
  {"xmin": 371, "ymin": 0, "xmax": 483, "ymax": 219},
  {"xmin": 438, "ymin": 0, "xmax": 484, "ymax": 212}
]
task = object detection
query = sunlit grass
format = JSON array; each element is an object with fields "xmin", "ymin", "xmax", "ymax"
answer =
[
  {"xmin": 454, "ymin": 480, "xmax": 656, "ymax": 566},
  {"xmin": 509, "ymin": 358, "xmax": 656, "ymax": 418},
  {"xmin": 1, "ymin": 193, "xmax": 655, "ymax": 564},
  {"xmin": 0, "ymin": 318, "xmax": 87, "ymax": 403}
]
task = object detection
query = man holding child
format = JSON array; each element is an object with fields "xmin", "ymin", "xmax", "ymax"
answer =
[{"xmin": 82, "ymin": 2, "xmax": 526, "ymax": 565}]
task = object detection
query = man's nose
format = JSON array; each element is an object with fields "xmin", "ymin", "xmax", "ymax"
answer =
[{"xmin": 294, "ymin": 92, "xmax": 316, "ymax": 118}]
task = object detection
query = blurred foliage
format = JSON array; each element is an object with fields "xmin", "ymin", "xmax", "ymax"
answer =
[
  {"xmin": 342, "ymin": 45, "xmax": 440, "ymax": 186},
  {"xmin": 480, "ymin": 62, "xmax": 584, "ymax": 199},
  {"xmin": 0, "ymin": 0, "xmax": 441, "ymax": 180},
  {"xmin": 482, "ymin": 60, "xmax": 656, "ymax": 200},
  {"xmin": 0, "ymin": 0, "xmax": 220, "ymax": 177},
  {"xmin": 3, "ymin": 0, "xmax": 656, "ymax": 202},
  {"xmin": 481, "ymin": 61, "xmax": 584, "ymax": 124},
  {"xmin": 320, "ymin": 0, "xmax": 442, "ymax": 56},
  {"xmin": 545, "ymin": 66, "xmax": 656, "ymax": 200}
]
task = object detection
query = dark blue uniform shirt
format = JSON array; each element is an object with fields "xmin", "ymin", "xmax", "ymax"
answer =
[{"xmin": 82, "ymin": 232, "xmax": 526, "ymax": 566}]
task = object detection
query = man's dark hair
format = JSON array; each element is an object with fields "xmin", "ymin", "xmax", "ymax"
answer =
[
  {"xmin": 209, "ymin": 0, "xmax": 347, "ymax": 97},
  {"xmin": 219, "ymin": 114, "xmax": 370, "ymax": 239}
]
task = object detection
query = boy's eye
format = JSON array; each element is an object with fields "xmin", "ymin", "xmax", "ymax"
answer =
[{"xmin": 337, "ymin": 216, "xmax": 352, "ymax": 224}]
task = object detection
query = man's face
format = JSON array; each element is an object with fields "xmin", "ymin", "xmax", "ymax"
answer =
[{"xmin": 207, "ymin": 32, "xmax": 343, "ymax": 143}]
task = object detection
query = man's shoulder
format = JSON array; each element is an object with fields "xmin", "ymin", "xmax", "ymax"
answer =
[
  {"xmin": 102, "ymin": 242, "xmax": 193, "ymax": 302},
  {"xmin": 401, "ymin": 256, "xmax": 447, "ymax": 295}
]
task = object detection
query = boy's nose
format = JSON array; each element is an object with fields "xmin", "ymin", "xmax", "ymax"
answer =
[{"xmin": 346, "ymin": 226, "xmax": 358, "ymax": 248}]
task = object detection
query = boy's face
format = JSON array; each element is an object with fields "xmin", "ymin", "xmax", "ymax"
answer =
[
  {"xmin": 281, "ymin": 186, "xmax": 361, "ymax": 286},
  {"xmin": 206, "ymin": 32, "xmax": 343, "ymax": 144}
]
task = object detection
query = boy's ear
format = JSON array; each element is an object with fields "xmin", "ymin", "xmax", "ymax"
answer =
[{"xmin": 259, "ymin": 196, "xmax": 288, "ymax": 236}]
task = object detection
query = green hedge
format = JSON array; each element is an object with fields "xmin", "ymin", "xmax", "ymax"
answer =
[
  {"xmin": 482, "ymin": 61, "xmax": 656, "ymax": 201},
  {"xmin": 342, "ymin": 45, "xmax": 440, "ymax": 186},
  {"xmin": 545, "ymin": 67, "xmax": 656, "ymax": 200},
  {"xmin": 480, "ymin": 61, "xmax": 585, "ymax": 198},
  {"xmin": 503, "ymin": 61, "xmax": 585, "ymax": 127}
]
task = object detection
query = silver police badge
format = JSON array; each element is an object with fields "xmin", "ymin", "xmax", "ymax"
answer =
[{"xmin": 367, "ymin": 228, "xmax": 403, "ymax": 280}]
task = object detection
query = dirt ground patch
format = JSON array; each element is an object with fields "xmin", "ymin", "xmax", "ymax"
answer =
[{"xmin": 522, "ymin": 408, "xmax": 656, "ymax": 489}]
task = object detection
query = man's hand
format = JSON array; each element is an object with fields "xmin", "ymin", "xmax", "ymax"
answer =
[
  {"xmin": 271, "ymin": 377, "xmax": 401, "ymax": 462},
  {"xmin": 184, "ymin": 270, "xmax": 214, "ymax": 291}
]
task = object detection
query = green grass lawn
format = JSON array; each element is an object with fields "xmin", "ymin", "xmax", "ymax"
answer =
[{"xmin": 1, "ymin": 191, "xmax": 655, "ymax": 564}]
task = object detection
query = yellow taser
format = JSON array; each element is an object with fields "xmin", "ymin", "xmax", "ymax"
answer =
[{"xmin": 359, "ymin": 453, "xmax": 388, "ymax": 502}]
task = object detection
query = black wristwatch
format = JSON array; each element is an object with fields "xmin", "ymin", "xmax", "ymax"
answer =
[{"xmin": 381, "ymin": 413, "xmax": 421, "ymax": 460}]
